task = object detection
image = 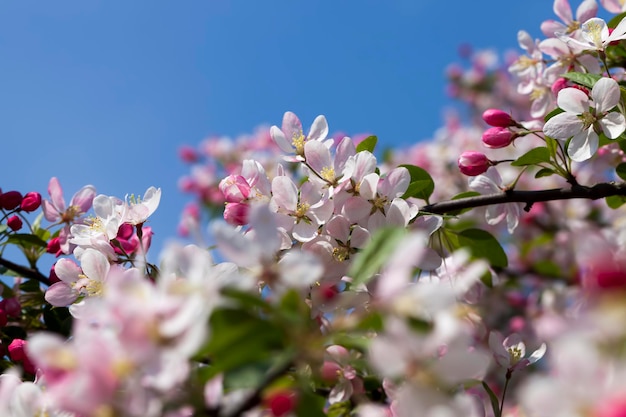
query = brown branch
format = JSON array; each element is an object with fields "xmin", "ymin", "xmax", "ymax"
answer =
[
  {"xmin": 0, "ymin": 256, "xmax": 50, "ymax": 286},
  {"xmin": 421, "ymin": 182, "xmax": 626, "ymax": 215}
]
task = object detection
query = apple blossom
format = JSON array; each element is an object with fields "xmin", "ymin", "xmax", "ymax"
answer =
[
  {"xmin": 482, "ymin": 108, "xmax": 517, "ymax": 127},
  {"xmin": 543, "ymin": 77, "xmax": 626, "ymax": 161},
  {"xmin": 19, "ymin": 191, "xmax": 41, "ymax": 212},
  {"xmin": 489, "ymin": 331, "xmax": 547, "ymax": 372},
  {"xmin": 270, "ymin": 111, "xmax": 331, "ymax": 161}
]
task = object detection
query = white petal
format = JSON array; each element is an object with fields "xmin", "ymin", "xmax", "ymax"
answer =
[
  {"xmin": 543, "ymin": 112, "xmax": 584, "ymax": 140},
  {"xmin": 307, "ymin": 115, "xmax": 329, "ymax": 141},
  {"xmin": 557, "ymin": 87, "xmax": 589, "ymax": 113},
  {"xmin": 600, "ymin": 112, "xmax": 626, "ymax": 139},
  {"xmin": 591, "ymin": 77, "xmax": 620, "ymax": 112},
  {"xmin": 270, "ymin": 125, "xmax": 293, "ymax": 153},
  {"xmin": 568, "ymin": 128, "xmax": 599, "ymax": 161}
]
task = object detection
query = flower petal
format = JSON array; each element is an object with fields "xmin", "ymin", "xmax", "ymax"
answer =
[
  {"xmin": 568, "ymin": 128, "xmax": 599, "ymax": 161},
  {"xmin": 592, "ymin": 77, "xmax": 620, "ymax": 112},
  {"xmin": 543, "ymin": 112, "xmax": 584, "ymax": 140},
  {"xmin": 600, "ymin": 112, "xmax": 626, "ymax": 139},
  {"xmin": 557, "ymin": 87, "xmax": 589, "ymax": 113}
]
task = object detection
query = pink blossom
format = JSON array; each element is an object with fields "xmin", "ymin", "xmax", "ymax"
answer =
[{"xmin": 458, "ymin": 151, "xmax": 491, "ymax": 176}]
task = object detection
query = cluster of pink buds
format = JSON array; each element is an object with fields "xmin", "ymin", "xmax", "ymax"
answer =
[
  {"xmin": 481, "ymin": 109, "xmax": 522, "ymax": 149},
  {"xmin": 457, "ymin": 109, "xmax": 525, "ymax": 177},
  {"xmin": 0, "ymin": 189, "xmax": 42, "ymax": 231}
]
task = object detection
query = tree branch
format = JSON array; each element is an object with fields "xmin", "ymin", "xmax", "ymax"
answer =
[
  {"xmin": 421, "ymin": 182, "xmax": 626, "ymax": 215},
  {"xmin": 0, "ymin": 256, "xmax": 50, "ymax": 286}
]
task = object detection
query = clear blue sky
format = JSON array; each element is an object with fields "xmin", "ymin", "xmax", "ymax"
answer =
[{"xmin": 0, "ymin": 1, "xmax": 587, "ymax": 259}]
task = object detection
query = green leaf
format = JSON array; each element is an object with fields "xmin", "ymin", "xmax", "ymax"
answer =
[
  {"xmin": 399, "ymin": 164, "xmax": 435, "ymax": 201},
  {"xmin": 327, "ymin": 401, "xmax": 352, "ymax": 417},
  {"xmin": 616, "ymin": 162, "xmax": 626, "ymax": 181},
  {"xmin": 6, "ymin": 233, "xmax": 48, "ymax": 249},
  {"xmin": 355, "ymin": 135, "xmax": 378, "ymax": 153},
  {"xmin": 456, "ymin": 228, "xmax": 508, "ymax": 268},
  {"xmin": 510, "ymin": 147, "xmax": 551, "ymax": 167},
  {"xmin": 608, "ymin": 11, "xmax": 626, "ymax": 28},
  {"xmin": 606, "ymin": 195, "xmax": 626, "ymax": 209},
  {"xmin": 544, "ymin": 107, "xmax": 564, "ymax": 122},
  {"xmin": 562, "ymin": 72, "xmax": 601, "ymax": 89},
  {"xmin": 348, "ymin": 227, "xmax": 407, "ymax": 287},
  {"xmin": 535, "ymin": 168, "xmax": 555, "ymax": 178},
  {"xmin": 295, "ymin": 390, "xmax": 327, "ymax": 417},
  {"xmin": 195, "ymin": 308, "xmax": 285, "ymax": 379},
  {"xmin": 545, "ymin": 135, "xmax": 558, "ymax": 159},
  {"xmin": 482, "ymin": 381, "xmax": 502, "ymax": 417}
]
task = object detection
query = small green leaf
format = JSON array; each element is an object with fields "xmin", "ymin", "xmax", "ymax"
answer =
[
  {"xmin": 511, "ymin": 147, "xmax": 551, "ymax": 167},
  {"xmin": 608, "ymin": 11, "xmax": 626, "ymax": 28},
  {"xmin": 456, "ymin": 228, "xmax": 508, "ymax": 268},
  {"xmin": 545, "ymin": 135, "xmax": 558, "ymax": 159},
  {"xmin": 295, "ymin": 390, "xmax": 327, "ymax": 417},
  {"xmin": 544, "ymin": 107, "xmax": 564, "ymax": 122},
  {"xmin": 399, "ymin": 164, "xmax": 435, "ymax": 201},
  {"xmin": 616, "ymin": 162, "xmax": 626, "ymax": 181},
  {"xmin": 562, "ymin": 72, "xmax": 601, "ymax": 89},
  {"xmin": 606, "ymin": 195, "xmax": 626, "ymax": 209},
  {"xmin": 348, "ymin": 227, "xmax": 407, "ymax": 287},
  {"xmin": 482, "ymin": 381, "xmax": 502, "ymax": 417},
  {"xmin": 355, "ymin": 135, "xmax": 378, "ymax": 153},
  {"xmin": 6, "ymin": 233, "xmax": 48, "ymax": 249},
  {"xmin": 535, "ymin": 168, "xmax": 555, "ymax": 178}
]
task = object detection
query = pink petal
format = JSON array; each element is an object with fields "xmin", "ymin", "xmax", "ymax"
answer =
[
  {"xmin": 270, "ymin": 125, "xmax": 293, "ymax": 154},
  {"xmin": 553, "ymin": 0, "xmax": 573, "ymax": 24},
  {"xmin": 80, "ymin": 249, "xmax": 110, "ymax": 282},
  {"xmin": 47, "ymin": 177, "xmax": 66, "ymax": 213},
  {"xmin": 45, "ymin": 282, "xmax": 78, "ymax": 306},
  {"xmin": 54, "ymin": 258, "xmax": 82, "ymax": 284},
  {"xmin": 576, "ymin": 0, "xmax": 598, "ymax": 22},
  {"xmin": 71, "ymin": 185, "xmax": 96, "ymax": 214},
  {"xmin": 281, "ymin": 111, "xmax": 303, "ymax": 140},
  {"xmin": 271, "ymin": 176, "xmax": 299, "ymax": 212}
]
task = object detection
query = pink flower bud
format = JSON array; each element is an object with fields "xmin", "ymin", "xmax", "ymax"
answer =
[
  {"xmin": 265, "ymin": 390, "xmax": 298, "ymax": 417},
  {"xmin": 223, "ymin": 202, "xmax": 249, "ymax": 226},
  {"xmin": 46, "ymin": 237, "xmax": 62, "ymax": 257},
  {"xmin": 49, "ymin": 264, "xmax": 61, "ymax": 284},
  {"xmin": 2, "ymin": 297, "xmax": 21, "ymax": 317},
  {"xmin": 8, "ymin": 338, "xmax": 35, "ymax": 374},
  {"xmin": 482, "ymin": 127, "xmax": 515, "ymax": 149},
  {"xmin": 20, "ymin": 192, "xmax": 42, "ymax": 212},
  {"xmin": 0, "ymin": 191, "xmax": 23, "ymax": 210},
  {"xmin": 0, "ymin": 308, "xmax": 7, "ymax": 328},
  {"xmin": 219, "ymin": 175, "xmax": 251, "ymax": 203},
  {"xmin": 551, "ymin": 78, "xmax": 569, "ymax": 96},
  {"xmin": 458, "ymin": 151, "xmax": 491, "ymax": 176},
  {"xmin": 7, "ymin": 215, "xmax": 22, "ymax": 231},
  {"xmin": 482, "ymin": 109, "xmax": 515, "ymax": 127},
  {"xmin": 178, "ymin": 145, "xmax": 199, "ymax": 163}
]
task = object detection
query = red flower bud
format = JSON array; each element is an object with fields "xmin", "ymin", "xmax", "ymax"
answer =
[
  {"xmin": 482, "ymin": 127, "xmax": 515, "ymax": 149},
  {"xmin": 0, "ymin": 191, "xmax": 23, "ymax": 210},
  {"xmin": 47, "ymin": 237, "xmax": 62, "ymax": 257},
  {"xmin": 7, "ymin": 215, "xmax": 22, "ymax": 231},
  {"xmin": 482, "ymin": 109, "xmax": 515, "ymax": 127},
  {"xmin": 265, "ymin": 390, "xmax": 298, "ymax": 417},
  {"xmin": 0, "ymin": 308, "xmax": 7, "ymax": 328},
  {"xmin": 20, "ymin": 192, "xmax": 42, "ymax": 212},
  {"xmin": 458, "ymin": 151, "xmax": 491, "ymax": 176},
  {"xmin": 2, "ymin": 297, "xmax": 21, "ymax": 317}
]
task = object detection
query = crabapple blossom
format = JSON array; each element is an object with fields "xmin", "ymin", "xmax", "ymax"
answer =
[
  {"xmin": 561, "ymin": 16, "xmax": 626, "ymax": 51},
  {"xmin": 482, "ymin": 108, "xmax": 516, "ymax": 127},
  {"xmin": 122, "ymin": 186, "xmax": 161, "ymax": 225},
  {"xmin": 270, "ymin": 111, "xmax": 331, "ymax": 161},
  {"xmin": 482, "ymin": 126, "xmax": 517, "ymax": 148},
  {"xmin": 489, "ymin": 331, "xmax": 547, "ymax": 372},
  {"xmin": 469, "ymin": 167, "xmax": 522, "ymax": 233},
  {"xmin": 543, "ymin": 77, "xmax": 626, "ymax": 161},
  {"xmin": 540, "ymin": 0, "xmax": 598, "ymax": 38}
]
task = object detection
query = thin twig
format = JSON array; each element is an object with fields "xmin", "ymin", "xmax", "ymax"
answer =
[{"xmin": 0, "ymin": 256, "xmax": 50, "ymax": 286}]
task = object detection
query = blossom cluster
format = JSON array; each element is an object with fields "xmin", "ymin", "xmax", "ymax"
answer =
[{"xmin": 2, "ymin": 0, "xmax": 626, "ymax": 416}]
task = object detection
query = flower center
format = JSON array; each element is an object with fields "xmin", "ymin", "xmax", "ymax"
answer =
[{"xmin": 292, "ymin": 131, "xmax": 306, "ymax": 155}]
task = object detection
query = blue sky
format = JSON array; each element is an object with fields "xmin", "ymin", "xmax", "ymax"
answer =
[{"xmin": 0, "ymin": 1, "xmax": 589, "ymax": 261}]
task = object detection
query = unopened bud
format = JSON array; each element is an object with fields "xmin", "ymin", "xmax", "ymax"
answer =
[
  {"xmin": 0, "ymin": 191, "xmax": 23, "ymax": 211},
  {"xmin": 458, "ymin": 151, "xmax": 491, "ymax": 176},
  {"xmin": 482, "ymin": 127, "xmax": 516, "ymax": 149},
  {"xmin": 20, "ymin": 192, "xmax": 42, "ymax": 212},
  {"xmin": 7, "ymin": 215, "xmax": 22, "ymax": 231},
  {"xmin": 223, "ymin": 202, "xmax": 249, "ymax": 226},
  {"xmin": 482, "ymin": 109, "xmax": 515, "ymax": 127},
  {"xmin": 265, "ymin": 390, "xmax": 298, "ymax": 417}
]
